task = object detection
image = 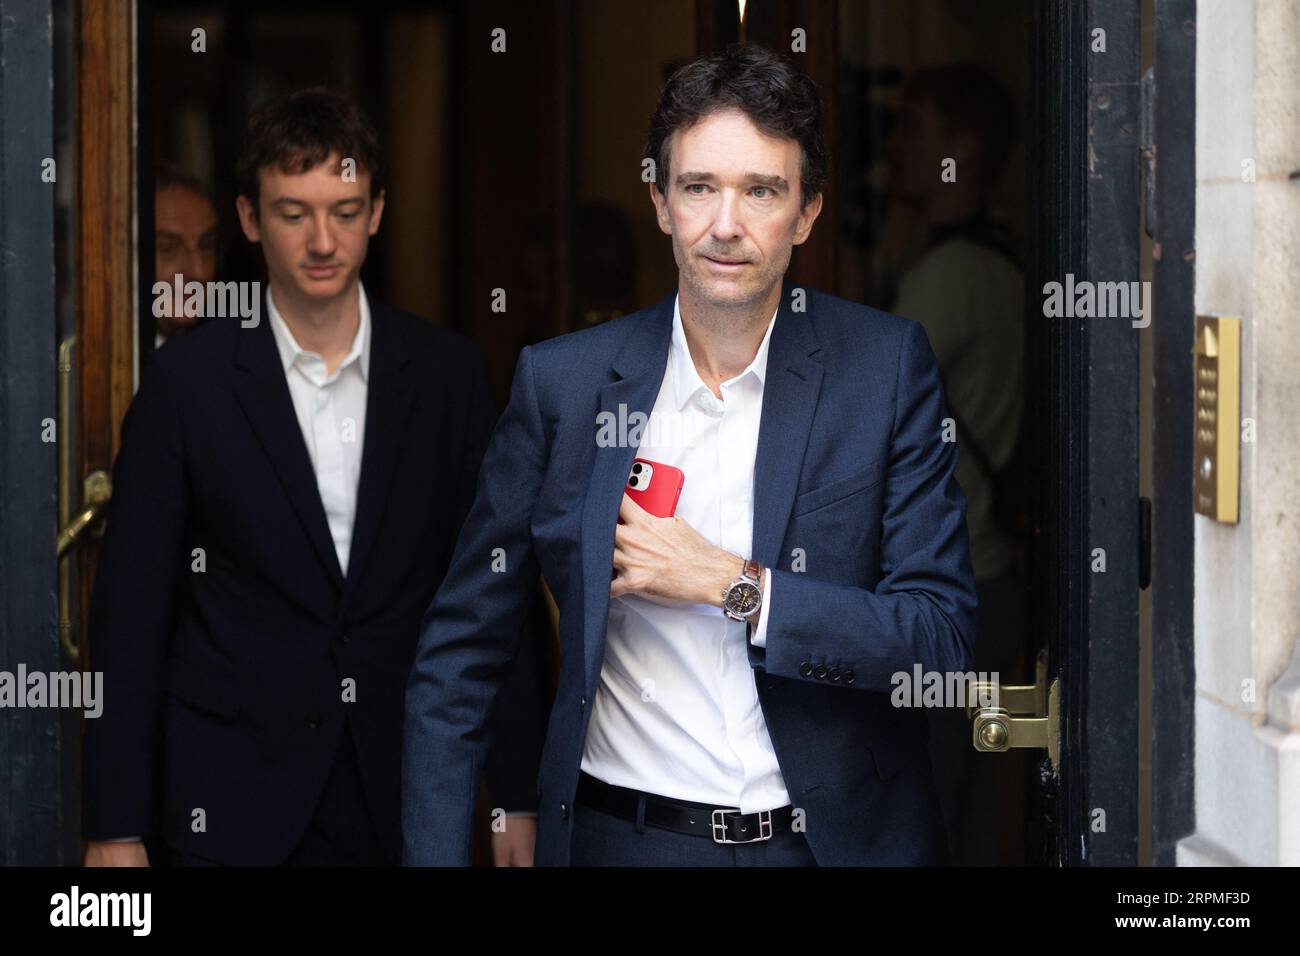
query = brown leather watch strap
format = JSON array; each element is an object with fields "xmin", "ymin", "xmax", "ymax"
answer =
[{"xmin": 743, "ymin": 558, "xmax": 762, "ymax": 581}]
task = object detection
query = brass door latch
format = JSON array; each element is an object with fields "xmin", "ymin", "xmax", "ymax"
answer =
[{"xmin": 965, "ymin": 654, "xmax": 1060, "ymax": 774}]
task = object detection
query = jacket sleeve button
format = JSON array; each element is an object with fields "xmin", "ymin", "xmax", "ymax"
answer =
[
  {"xmin": 798, "ymin": 661, "xmax": 814, "ymax": 678},
  {"xmin": 813, "ymin": 664, "xmax": 828, "ymax": 680}
]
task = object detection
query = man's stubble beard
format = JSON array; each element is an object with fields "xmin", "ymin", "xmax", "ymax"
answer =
[{"xmin": 674, "ymin": 236, "xmax": 792, "ymax": 323}]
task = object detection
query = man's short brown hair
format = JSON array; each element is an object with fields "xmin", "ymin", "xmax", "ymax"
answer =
[
  {"xmin": 235, "ymin": 87, "xmax": 384, "ymax": 206},
  {"xmin": 645, "ymin": 44, "xmax": 828, "ymax": 209}
]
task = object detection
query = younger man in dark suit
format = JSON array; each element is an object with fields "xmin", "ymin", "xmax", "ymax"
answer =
[{"xmin": 83, "ymin": 89, "xmax": 542, "ymax": 866}]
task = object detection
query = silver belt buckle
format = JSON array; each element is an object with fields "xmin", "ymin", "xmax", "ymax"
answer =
[{"xmin": 710, "ymin": 808, "xmax": 774, "ymax": 844}]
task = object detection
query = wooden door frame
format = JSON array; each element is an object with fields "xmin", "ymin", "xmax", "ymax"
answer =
[
  {"xmin": 70, "ymin": 0, "xmax": 138, "ymax": 865},
  {"xmin": 0, "ymin": 0, "xmax": 133, "ymax": 866},
  {"xmin": 76, "ymin": 0, "xmax": 137, "ymax": 569},
  {"xmin": 1, "ymin": 0, "xmax": 139, "ymax": 865}
]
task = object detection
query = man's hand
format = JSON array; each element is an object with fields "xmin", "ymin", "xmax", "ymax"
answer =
[
  {"xmin": 491, "ymin": 816, "xmax": 537, "ymax": 866},
  {"xmin": 84, "ymin": 840, "xmax": 150, "ymax": 867},
  {"xmin": 610, "ymin": 493, "xmax": 744, "ymax": 607}
]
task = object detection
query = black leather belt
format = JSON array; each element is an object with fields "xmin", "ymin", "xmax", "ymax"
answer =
[{"xmin": 576, "ymin": 771, "xmax": 792, "ymax": 844}]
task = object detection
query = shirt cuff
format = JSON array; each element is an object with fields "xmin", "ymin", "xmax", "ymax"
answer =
[{"xmin": 749, "ymin": 567, "xmax": 772, "ymax": 649}]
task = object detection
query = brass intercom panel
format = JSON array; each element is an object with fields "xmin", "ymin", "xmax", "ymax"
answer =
[{"xmin": 1192, "ymin": 315, "xmax": 1240, "ymax": 524}]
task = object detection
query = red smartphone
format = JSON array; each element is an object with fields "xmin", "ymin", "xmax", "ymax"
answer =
[
  {"xmin": 614, "ymin": 458, "xmax": 685, "ymax": 580},
  {"xmin": 623, "ymin": 458, "xmax": 685, "ymax": 519}
]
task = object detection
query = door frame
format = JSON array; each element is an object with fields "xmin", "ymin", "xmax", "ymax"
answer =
[
  {"xmin": 1026, "ymin": 0, "xmax": 1144, "ymax": 865},
  {"xmin": 1148, "ymin": 0, "xmax": 1197, "ymax": 867},
  {"xmin": 0, "ymin": 0, "xmax": 64, "ymax": 866},
  {"xmin": 0, "ymin": 0, "xmax": 138, "ymax": 865},
  {"xmin": 76, "ymin": 0, "xmax": 138, "ymax": 599}
]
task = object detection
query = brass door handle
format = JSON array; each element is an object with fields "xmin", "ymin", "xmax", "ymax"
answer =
[
  {"xmin": 966, "ymin": 652, "xmax": 1060, "ymax": 774},
  {"xmin": 56, "ymin": 470, "xmax": 112, "ymax": 558},
  {"xmin": 57, "ymin": 331, "xmax": 114, "ymax": 662},
  {"xmin": 56, "ymin": 470, "xmax": 111, "ymax": 662}
]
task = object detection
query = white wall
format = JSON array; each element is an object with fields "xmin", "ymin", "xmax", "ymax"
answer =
[{"xmin": 1181, "ymin": 0, "xmax": 1300, "ymax": 867}]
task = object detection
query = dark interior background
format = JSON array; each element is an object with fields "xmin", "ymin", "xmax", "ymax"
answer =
[{"xmin": 149, "ymin": 0, "xmax": 1027, "ymax": 399}]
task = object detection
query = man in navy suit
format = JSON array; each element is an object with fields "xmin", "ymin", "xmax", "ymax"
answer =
[
  {"xmin": 404, "ymin": 45, "xmax": 977, "ymax": 866},
  {"xmin": 82, "ymin": 89, "xmax": 543, "ymax": 866}
]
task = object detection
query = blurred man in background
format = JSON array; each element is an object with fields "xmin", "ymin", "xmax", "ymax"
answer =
[{"xmin": 153, "ymin": 163, "xmax": 220, "ymax": 345}]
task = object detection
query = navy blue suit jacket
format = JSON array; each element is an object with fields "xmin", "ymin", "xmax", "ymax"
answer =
[
  {"xmin": 81, "ymin": 296, "xmax": 544, "ymax": 865},
  {"xmin": 403, "ymin": 283, "xmax": 977, "ymax": 866}
]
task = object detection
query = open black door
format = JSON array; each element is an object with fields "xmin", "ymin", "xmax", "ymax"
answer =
[{"xmin": 1023, "ymin": 0, "xmax": 1143, "ymax": 865}]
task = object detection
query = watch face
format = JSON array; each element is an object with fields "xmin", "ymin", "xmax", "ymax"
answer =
[{"xmin": 725, "ymin": 582, "xmax": 762, "ymax": 616}]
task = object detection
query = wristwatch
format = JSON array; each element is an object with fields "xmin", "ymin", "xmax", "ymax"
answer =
[{"xmin": 721, "ymin": 557, "xmax": 764, "ymax": 623}]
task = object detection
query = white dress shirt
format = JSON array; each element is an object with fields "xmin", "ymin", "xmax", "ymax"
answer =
[
  {"xmin": 580, "ymin": 295, "xmax": 790, "ymax": 813},
  {"xmin": 267, "ymin": 283, "xmax": 370, "ymax": 577}
]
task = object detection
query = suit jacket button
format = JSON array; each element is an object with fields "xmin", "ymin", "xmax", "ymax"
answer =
[
  {"xmin": 799, "ymin": 661, "xmax": 813, "ymax": 678},
  {"xmin": 561, "ymin": 802, "xmax": 569, "ymax": 820},
  {"xmin": 844, "ymin": 669, "xmax": 856, "ymax": 685},
  {"xmin": 813, "ymin": 664, "xmax": 828, "ymax": 680},
  {"xmin": 579, "ymin": 696, "xmax": 586, "ymax": 713},
  {"xmin": 305, "ymin": 714, "xmax": 321, "ymax": 729},
  {"xmin": 339, "ymin": 632, "xmax": 351, "ymax": 644},
  {"xmin": 828, "ymin": 666, "xmax": 841, "ymax": 682}
]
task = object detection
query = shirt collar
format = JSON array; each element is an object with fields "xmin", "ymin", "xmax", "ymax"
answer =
[
  {"xmin": 669, "ymin": 293, "xmax": 778, "ymax": 411},
  {"xmin": 266, "ymin": 281, "xmax": 371, "ymax": 384}
]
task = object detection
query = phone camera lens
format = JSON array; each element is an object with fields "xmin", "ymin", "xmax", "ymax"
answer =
[{"xmin": 631, "ymin": 463, "xmax": 643, "ymax": 474}]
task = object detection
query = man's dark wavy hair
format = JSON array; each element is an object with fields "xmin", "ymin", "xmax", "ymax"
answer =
[
  {"xmin": 235, "ymin": 87, "xmax": 384, "ymax": 207},
  {"xmin": 645, "ymin": 44, "xmax": 828, "ymax": 209}
]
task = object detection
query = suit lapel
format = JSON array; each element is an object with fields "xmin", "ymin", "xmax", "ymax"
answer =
[
  {"xmin": 751, "ymin": 282, "xmax": 824, "ymax": 569},
  {"xmin": 580, "ymin": 291, "xmax": 675, "ymax": 692},
  {"xmin": 233, "ymin": 299, "xmax": 345, "ymax": 590},
  {"xmin": 341, "ymin": 303, "xmax": 415, "ymax": 608}
]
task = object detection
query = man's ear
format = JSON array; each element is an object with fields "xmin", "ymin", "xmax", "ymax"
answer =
[
  {"xmin": 648, "ymin": 181, "xmax": 672, "ymax": 235},
  {"xmin": 368, "ymin": 189, "xmax": 386, "ymax": 235},
  {"xmin": 234, "ymin": 195, "xmax": 261, "ymax": 244},
  {"xmin": 792, "ymin": 191, "xmax": 824, "ymax": 246}
]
